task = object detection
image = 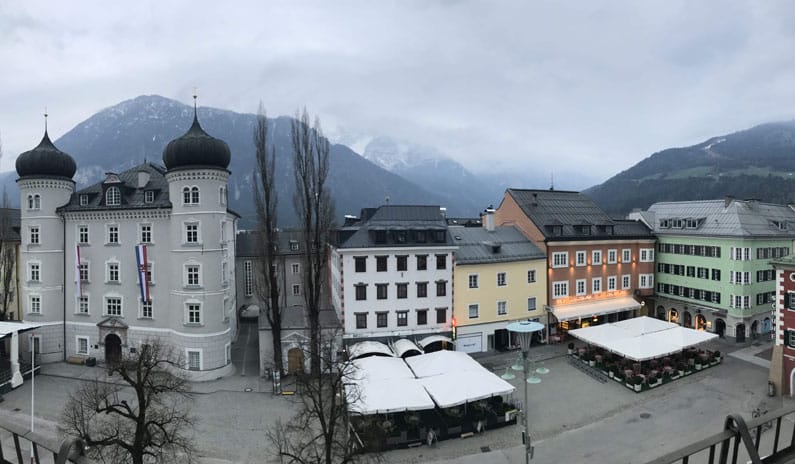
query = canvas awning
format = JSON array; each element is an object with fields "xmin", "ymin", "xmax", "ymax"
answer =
[
  {"xmin": 550, "ymin": 296, "xmax": 641, "ymax": 322},
  {"xmin": 417, "ymin": 335, "xmax": 454, "ymax": 349},
  {"xmin": 0, "ymin": 322, "xmax": 41, "ymax": 340},
  {"xmin": 391, "ymin": 339, "xmax": 423, "ymax": 358},
  {"xmin": 348, "ymin": 341, "xmax": 394, "ymax": 360},
  {"xmin": 419, "ymin": 370, "xmax": 515, "ymax": 408}
]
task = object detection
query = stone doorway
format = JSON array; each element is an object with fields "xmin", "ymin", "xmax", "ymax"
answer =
[{"xmin": 104, "ymin": 333, "xmax": 122, "ymax": 365}]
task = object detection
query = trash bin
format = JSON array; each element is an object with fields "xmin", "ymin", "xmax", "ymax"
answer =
[
  {"xmin": 85, "ymin": 357, "xmax": 96, "ymax": 367},
  {"xmin": 768, "ymin": 381, "xmax": 776, "ymax": 397}
]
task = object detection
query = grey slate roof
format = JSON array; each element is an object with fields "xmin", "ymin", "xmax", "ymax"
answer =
[
  {"xmin": 236, "ymin": 229, "xmax": 305, "ymax": 257},
  {"xmin": 643, "ymin": 199, "xmax": 795, "ymax": 238},
  {"xmin": 58, "ymin": 162, "xmax": 171, "ymax": 212},
  {"xmin": 451, "ymin": 226, "xmax": 545, "ymax": 264},
  {"xmin": 338, "ymin": 205, "xmax": 453, "ymax": 248},
  {"xmin": 505, "ymin": 189, "xmax": 653, "ymax": 240}
]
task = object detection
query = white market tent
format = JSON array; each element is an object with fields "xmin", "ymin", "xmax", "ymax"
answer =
[
  {"xmin": 348, "ymin": 341, "xmax": 394, "ymax": 360},
  {"xmin": 417, "ymin": 335, "xmax": 454, "ymax": 350},
  {"xmin": 392, "ymin": 338, "xmax": 423, "ymax": 358},
  {"xmin": 346, "ymin": 349, "xmax": 514, "ymax": 415},
  {"xmin": 0, "ymin": 321, "xmax": 41, "ymax": 339},
  {"xmin": 569, "ymin": 316, "xmax": 717, "ymax": 362}
]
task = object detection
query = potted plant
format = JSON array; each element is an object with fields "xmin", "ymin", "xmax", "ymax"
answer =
[
  {"xmin": 632, "ymin": 375, "xmax": 643, "ymax": 392},
  {"xmin": 712, "ymin": 351, "xmax": 721, "ymax": 365},
  {"xmin": 607, "ymin": 362, "xmax": 615, "ymax": 378},
  {"xmin": 647, "ymin": 373, "xmax": 657, "ymax": 388},
  {"xmin": 588, "ymin": 353, "xmax": 596, "ymax": 367},
  {"xmin": 568, "ymin": 342, "xmax": 575, "ymax": 355},
  {"xmin": 613, "ymin": 369, "xmax": 624, "ymax": 383},
  {"xmin": 695, "ymin": 358, "xmax": 703, "ymax": 370},
  {"xmin": 676, "ymin": 363, "xmax": 686, "ymax": 377}
]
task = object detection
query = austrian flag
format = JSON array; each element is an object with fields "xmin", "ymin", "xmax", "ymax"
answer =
[{"xmin": 135, "ymin": 244, "xmax": 150, "ymax": 303}]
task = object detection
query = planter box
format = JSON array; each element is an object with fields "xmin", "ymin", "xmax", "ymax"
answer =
[
  {"xmin": 626, "ymin": 383, "xmax": 633, "ymax": 389},
  {"xmin": 633, "ymin": 384, "xmax": 642, "ymax": 392},
  {"xmin": 710, "ymin": 361, "xmax": 718, "ymax": 366},
  {"xmin": 671, "ymin": 374, "xmax": 680, "ymax": 380},
  {"xmin": 695, "ymin": 364, "xmax": 703, "ymax": 370},
  {"xmin": 589, "ymin": 361, "xmax": 596, "ymax": 367},
  {"xmin": 609, "ymin": 371, "xmax": 614, "ymax": 379}
]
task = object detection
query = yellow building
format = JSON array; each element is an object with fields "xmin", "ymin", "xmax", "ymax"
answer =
[{"xmin": 451, "ymin": 217, "xmax": 547, "ymax": 353}]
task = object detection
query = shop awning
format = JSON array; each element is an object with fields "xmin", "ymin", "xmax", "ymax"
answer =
[
  {"xmin": 0, "ymin": 322, "xmax": 41, "ymax": 340},
  {"xmin": 550, "ymin": 296, "xmax": 641, "ymax": 322},
  {"xmin": 348, "ymin": 341, "xmax": 394, "ymax": 360}
]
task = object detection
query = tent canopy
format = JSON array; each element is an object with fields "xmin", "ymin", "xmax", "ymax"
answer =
[
  {"xmin": 348, "ymin": 341, "xmax": 394, "ymax": 360},
  {"xmin": 0, "ymin": 322, "xmax": 41, "ymax": 340},
  {"xmin": 420, "ymin": 370, "xmax": 515, "ymax": 408},
  {"xmin": 569, "ymin": 317, "xmax": 718, "ymax": 361},
  {"xmin": 418, "ymin": 335, "xmax": 454, "ymax": 349},
  {"xmin": 392, "ymin": 339, "xmax": 423, "ymax": 358},
  {"xmin": 405, "ymin": 350, "xmax": 484, "ymax": 378}
]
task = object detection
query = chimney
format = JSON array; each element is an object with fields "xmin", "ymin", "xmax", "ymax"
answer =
[
  {"xmin": 724, "ymin": 195, "xmax": 734, "ymax": 208},
  {"xmin": 532, "ymin": 192, "xmax": 539, "ymax": 207},
  {"xmin": 482, "ymin": 206, "xmax": 496, "ymax": 232},
  {"xmin": 137, "ymin": 170, "xmax": 151, "ymax": 188},
  {"xmin": 439, "ymin": 207, "xmax": 447, "ymax": 219}
]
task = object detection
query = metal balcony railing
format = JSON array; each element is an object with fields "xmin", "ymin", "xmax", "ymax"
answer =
[
  {"xmin": 0, "ymin": 415, "xmax": 89, "ymax": 464},
  {"xmin": 647, "ymin": 404, "xmax": 795, "ymax": 464}
]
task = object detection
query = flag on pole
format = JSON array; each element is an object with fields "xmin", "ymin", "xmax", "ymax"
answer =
[
  {"xmin": 74, "ymin": 244, "xmax": 82, "ymax": 298},
  {"xmin": 135, "ymin": 244, "xmax": 150, "ymax": 303}
]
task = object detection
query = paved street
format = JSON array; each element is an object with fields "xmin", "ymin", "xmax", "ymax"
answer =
[{"xmin": 0, "ymin": 334, "xmax": 784, "ymax": 463}]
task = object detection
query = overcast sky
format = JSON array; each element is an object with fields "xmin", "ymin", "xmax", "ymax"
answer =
[{"xmin": 3, "ymin": 1, "xmax": 795, "ymax": 187}]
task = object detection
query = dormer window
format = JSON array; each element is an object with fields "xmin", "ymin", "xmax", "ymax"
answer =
[
  {"xmin": 144, "ymin": 191, "xmax": 155, "ymax": 204},
  {"xmin": 673, "ymin": 219, "xmax": 684, "ymax": 228},
  {"xmin": 395, "ymin": 231, "xmax": 407, "ymax": 243},
  {"xmin": 574, "ymin": 225, "xmax": 591, "ymax": 235},
  {"xmin": 415, "ymin": 230, "xmax": 426, "ymax": 243},
  {"xmin": 686, "ymin": 218, "xmax": 699, "ymax": 229},
  {"xmin": 289, "ymin": 241, "xmax": 299, "ymax": 251},
  {"xmin": 772, "ymin": 220, "xmax": 788, "ymax": 231},
  {"xmin": 659, "ymin": 219, "xmax": 670, "ymax": 228},
  {"xmin": 374, "ymin": 230, "xmax": 386, "ymax": 244},
  {"xmin": 434, "ymin": 231, "xmax": 446, "ymax": 243},
  {"xmin": 79, "ymin": 195, "xmax": 89, "ymax": 206},
  {"xmin": 183, "ymin": 186, "xmax": 200, "ymax": 205},
  {"xmin": 105, "ymin": 187, "xmax": 121, "ymax": 206}
]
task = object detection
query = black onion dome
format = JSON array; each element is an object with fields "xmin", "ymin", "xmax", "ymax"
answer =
[
  {"xmin": 162, "ymin": 114, "xmax": 230, "ymax": 170},
  {"xmin": 16, "ymin": 131, "xmax": 77, "ymax": 179}
]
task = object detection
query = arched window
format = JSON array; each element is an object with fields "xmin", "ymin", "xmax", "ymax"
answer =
[
  {"xmin": 183, "ymin": 186, "xmax": 191, "ymax": 204},
  {"xmin": 32, "ymin": 194, "xmax": 41, "ymax": 210},
  {"xmin": 191, "ymin": 186, "xmax": 200, "ymax": 204},
  {"xmin": 219, "ymin": 187, "xmax": 226, "ymax": 206},
  {"xmin": 183, "ymin": 186, "xmax": 200, "ymax": 205},
  {"xmin": 27, "ymin": 195, "xmax": 33, "ymax": 210},
  {"xmin": 105, "ymin": 187, "xmax": 120, "ymax": 206}
]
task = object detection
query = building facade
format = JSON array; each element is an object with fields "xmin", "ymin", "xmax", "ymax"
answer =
[
  {"xmin": 451, "ymin": 211, "xmax": 547, "ymax": 353},
  {"xmin": 632, "ymin": 199, "xmax": 795, "ymax": 340},
  {"xmin": 330, "ymin": 205, "xmax": 457, "ymax": 345},
  {"xmin": 770, "ymin": 256, "xmax": 795, "ymax": 396},
  {"xmin": 17, "ymin": 112, "xmax": 238, "ymax": 380},
  {"xmin": 494, "ymin": 189, "xmax": 655, "ymax": 335}
]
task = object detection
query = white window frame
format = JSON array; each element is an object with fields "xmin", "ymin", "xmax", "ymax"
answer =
[
  {"xmin": 607, "ymin": 275, "xmax": 617, "ymax": 291},
  {"xmin": 468, "ymin": 274, "xmax": 479, "ymax": 289},
  {"xmin": 106, "ymin": 261, "xmax": 121, "ymax": 283},
  {"xmin": 607, "ymin": 249, "xmax": 617, "ymax": 264},
  {"xmin": 292, "ymin": 284, "xmax": 301, "ymax": 296},
  {"xmin": 185, "ymin": 263, "xmax": 202, "ymax": 288},
  {"xmin": 28, "ymin": 261, "xmax": 41, "ymax": 282},
  {"xmin": 105, "ymin": 187, "xmax": 121, "ymax": 206},
  {"xmin": 639, "ymin": 273, "xmax": 654, "ymax": 289},
  {"xmin": 622, "ymin": 248, "xmax": 631, "ymax": 263},
  {"xmin": 144, "ymin": 190, "xmax": 155, "ymax": 203},
  {"xmin": 76, "ymin": 336, "xmax": 89, "ymax": 355},
  {"xmin": 76, "ymin": 294, "xmax": 89, "ymax": 315},
  {"xmin": 575, "ymin": 251, "xmax": 586, "ymax": 267},
  {"xmin": 496, "ymin": 300, "xmax": 507, "ymax": 316},
  {"xmin": 29, "ymin": 226, "xmax": 40, "ymax": 245},
  {"xmin": 78, "ymin": 225, "xmax": 89, "ymax": 244},
  {"xmin": 575, "ymin": 279, "xmax": 586, "ymax": 296},
  {"xmin": 29, "ymin": 294, "xmax": 41, "ymax": 314},
  {"xmin": 639, "ymin": 248, "xmax": 655, "ymax": 262},
  {"xmin": 104, "ymin": 295, "xmax": 123, "ymax": 317},
  {"xmin": 527, "ymin": 297, "xmax": 537, "ymax": 311},
  {"xmin": 291, "ymin": 263, "xmax": 300, "ymax": 274},
  {"xmin": 622, "ymin": 274, "xmax": 631, "ymax": 289},
  {"xmin": 106, "ymin": 224, "xmax": 120, "ymax": 245},
  {"xmin": 139, "ymin": 223, "xmax": 153, "ymax": 244},
  {"xmin": 78, "ymin": 262, "xmax": 89, "ymax": 283},
  {"xmin": 183, "ymin": 186, "xmax": 200, "ymax": 205},
  {"xmin": 552, "ymin": 252, "xmax": 568, "ymax": 268},
  {"xmin": 140, "ymin": 298, "xmax": 153, "ymax": 319},
  {"xmin": 184, "ymin": 221, "xmax": 200, "ymax": 244},
  {"xmin": 79, "ymin": 194, "xmax": 89, "ymax": 206},
  {"xmin": 592, "ymin": 250, "xmax": 602, "ymax": 265},
  {"xmin": 552, "ymin": 281, "xmax": 569, "ymax": 298},
  {"xmin": 527, "ymin": 269, "xmax": 536, "ymax": 283},
  {"xmin": 468, "ymin": 303, "xmax": 479, "ymax": 319},
  {"xmin": 31, "ymin": 194, "xmax": 41, "ymax": 210},
  {"xmin": 186, "ymin": 349, "xmax": 202, "ymax": 371},
  {"xmin": 497, "ymin": 272, "xmax": 507, "ymax": 287},
  {"xmin": 185, "ymin": 300, "xmax": 202, "ymax": 325},
  {"xmin": 592, "ymin": 277, "xmax": 602, "ymax": 294}
]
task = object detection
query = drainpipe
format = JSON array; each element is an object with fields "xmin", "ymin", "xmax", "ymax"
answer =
[{"xmin": 62, "ymin": 214, "xmax": 66, "ymax": 362}]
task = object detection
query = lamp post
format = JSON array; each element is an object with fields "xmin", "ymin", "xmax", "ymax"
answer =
[{"xmin": 506, "ymin": 320, "xmax": 543, "ymax": 464}]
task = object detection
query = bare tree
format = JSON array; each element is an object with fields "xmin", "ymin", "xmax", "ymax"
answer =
[
  {"xmin": 253, "ymin": 103, "xmax": 284, "ymax": 376},
  {"xmin": 292, "ymin": 108, "xmax": 335, "ymax": 376},
  {"xmin": 267, "ymin": 334, "xmax": 376, "ymax": 464},
  {"xmin": 0, "ymin": 132, "xmax": 16, "ymax": 321},
  {"xmin": 61, "ymin": 339, "xmax": 196, "ymax": 464}
]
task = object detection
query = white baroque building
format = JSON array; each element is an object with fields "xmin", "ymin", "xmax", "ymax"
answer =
[{"xmin": 16, "ymin": 111, "xmax": 238, "ymax": 380}]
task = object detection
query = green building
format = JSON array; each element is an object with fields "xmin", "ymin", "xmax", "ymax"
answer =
[{"xmin": 631, "ymin": 198, "xmax": 795, "ymax": 341}]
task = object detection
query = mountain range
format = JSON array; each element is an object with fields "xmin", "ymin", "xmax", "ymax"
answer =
[{"xmin": 584, "ymin": 120, "xmax": 795, "ymax": 215}]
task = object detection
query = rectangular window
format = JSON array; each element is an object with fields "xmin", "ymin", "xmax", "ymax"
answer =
[
  {"xmin": 355, "ymin": 313, "xmax": 367, "ymax": 329},
  {"xmin": 397, "ymin": 311, "xmax": 408, "ymax": 327},
  {"xmin": 607, "ymin": 276, "xmax": 617, "ymax": 291},
  {"xmin": 30, "ymin": 295, "xmax": 41, "ymax": 314},
  {"xmin": 527, "ymin": 297, "xmax": 537, "ymax": 311},
  {"xmin": 607, "ymin": 249, "xmax": 617, "ymax": 264},
  {"xmin": 712, "ymin": 269, "xmax": 721, "ymax": 281},
  {"xmin": 416, "ymin": 282, "xmax": 427, "ymax": 298},
  {"xmin": 185, "ymin": 223, "xmax": 199, "ymax": 244},
  {"xmin": 144, "ymin": 190, "xmax": 155, "ymax": 203},
  {"xmin": 376, "ymin": 312, "xmax": 387, "ymax": 328},
  {"xmin": 639, "ymin": 274, "xmax": 654, "ymax": 289},
  {"xmin": 376, "ymin": 256, "xmax": 387, "ymax": 272},
  {"xmin": 553, "ymin": 281, "xmax": 568, "ymax": 298},
  {"xmin": 78, "ymin": 296, "xmax": 89, "ymax": 314},
  {"xmin": 79, "ymin": 195, "xmax": 89, "ymax": 206},
  {"xmin": 291, "ymin": 263, "xmax": 300, "ymax": 274},
  {"xmin": 141, "ymin": 299, "xmax": 153, "ymax": 318},
  {"xmin": 416, "ymin": 255, "xmax": 427, "ymax": 270},
  {"xmin": 187, "ymin": 303, "xmax": 201, "ymax": 324},
  {"xmin": 292, "ymin": 284, "xmax": 301, "ymax": 296},
  {"xmin": 354, "ymin": 256, "xmax": 367, "ymax": 272},
  {"xmin": 107, "ymin": 263, "xmax": 120, "ymax": 282},
  {"xmin": 106, "ymin": 297, "xmax": 122, "ymax": 316},
  {"xmin": 376, "ymin": 283, "xmax": 388, "ymax": 300},
  {"xmin": 397, "ymin": 283, "xmax": 408, "ymax": 299},
  {"xmin": 497, "ymin": 272, "xmax": 507, "ymax": 287},
  {"xmin": 417, "ymin": 309, "xmax": 428, "ymax": 325},
  {"xmin": 29, "ymin": 226, "xmax": 39, "ymax": 245},
  {"xmin": 592, "ymin": 277, "xmax": 602, "ymax": 293},
  {"xmin": 640, "ymin": 248, "xmax": 654, "ymax": 262},
  {"xmin": 436, "ymin": 308, "xmax": 447, "ymax": 324},
  {"xmin": 355, "ymin": 284, "xmax": 367, "ymax": 301},
  {"xmin": 575, "ymin": 251, "xmax": 586, "ymax": 266},
  {"xmin": 468, "ymin": 303, "xmax": 479, "ymax": 319},
  {"xmin": 78, "ymin": 225, "xmax": 89, "ymax": 244},
  {"xmin": 436, "ymin": 281, "xmax": 447, "ymax": 297},
  {"xmin": 622, "ymin": 274, "xmax": 631, "ymax": 289},
  {"xmin": 79, "ymin": 263, "xmax": 89, "ymax": 282},
  {"xmin": 576, "ymin": 279, "xmax": 586, "ymax": 296},
  {"xmin": 186, "ymin": 265, "xmax": 200, "ymax": 286},
  {"xmin": 397, "ymin": 255, "xmax": 408, "ymax": 271},
  {"xmin": 622, "ymin": 249, "xmax": 631, "ymax": 263},
  {"xmin": 187, "ymin": 351, "xmax": 201, "ymax": 371},
  {"xmin": 497, "ymin": 301, "xmax": 507, "ymax": 316},
  {"xmin": 436, "ymin": 254, "xmax": 447, "ymax": 270},
  {"xmin": 108, "ymin": 225, "xmax": 119, "ymax": 244},
  {"xmin": 244, "ymin": 261, "xmax": 253, "ymax": 296},
  {"xmin": 527, "ymin": 270, "xmax": 536, "ymax": 283},
  {"xmin": 592, "ymin": 250, "xmax": 602, "ymax": 265},
  {"xmin": 289, "ymin": 241, "xmax": 299, "ymax": 251},
  {"xmin": 553, "ymin": 252, "xmax": 569, "ymax": 268},
  {"xmin": 29, "ymin": 263, "xmax": 40, "ymax": 282},
  {"xmin": 140, "ymin": 224, "xmax": 152, "ymax": 243},
  {"xmin": 77, "ymin": 336, "xmax": 89, "ymax": 355},
  {"xmin": 468, "ymin": 274, "xmax": 479, "ymax": 289}
]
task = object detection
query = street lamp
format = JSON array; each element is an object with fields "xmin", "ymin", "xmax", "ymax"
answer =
[{"xmin": 506, "ymin": 320, "xmax": 543, "ymax": 463}]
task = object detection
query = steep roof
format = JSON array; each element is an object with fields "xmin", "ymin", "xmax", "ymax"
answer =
[
  {"xmin": 644, "ymin": 199, "xmax": 795, "ymax": 238},
  {"xmin": 505, "ymin": 189, "xmax": 652, "ymax": 240},
  {"xmin": 58, "ymin": 162, "xmax": 171, "ymax": 212},
  {"xmin": 452, "ymin": 226, "xmax": 545, "ymax": 264},
  {"xmin": 338, "ymin": 205, "xmax": 453, "ymax": 249},
  {"xmin": 236, "ymin": 229, "xmax": 304, "ymax": 257}
]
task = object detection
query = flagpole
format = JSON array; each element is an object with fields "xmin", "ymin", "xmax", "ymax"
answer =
[{"xmin": 30, "ymin": 333, "xmax": 35, "ymax": 464}]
